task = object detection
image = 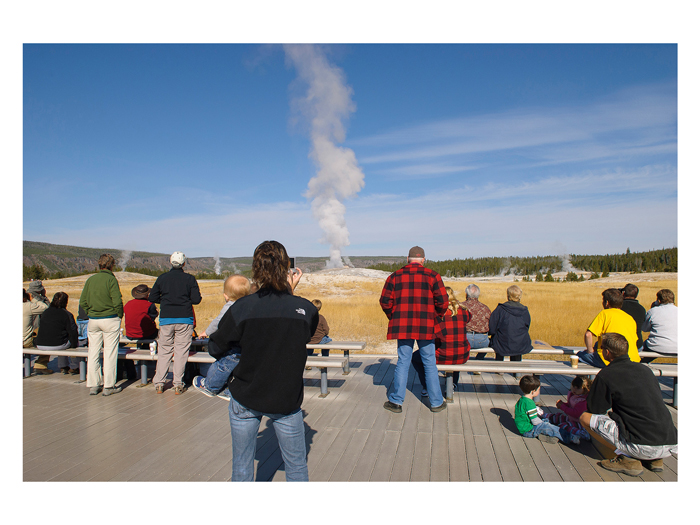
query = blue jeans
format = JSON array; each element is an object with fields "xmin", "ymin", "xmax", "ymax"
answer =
[
  {"xmin": 467, "ymin": 332, "xmax": 490, "ymax": 360},
  {"xmin": 389, "ymin": 339, "xmax": 443, "ymax": 408},
  {"xmin": 205, "ymin": 351, "xmax": 240, "ymax": 393},
  {"xmin": 228, "ymin": 397, "xmax": 308, "ymax": 481},
  {"xmin": 308, "ymin": 335, "xmax": 332, "ymax": 357},
  {"xmin": 576, "ymin": 349, "xmax": 606, "ymax": 368},
  {"xmin": 523, "ymin": 419, "xmax": 573, "ymax": 444}
]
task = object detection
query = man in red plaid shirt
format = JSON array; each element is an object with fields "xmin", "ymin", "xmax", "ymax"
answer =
[{"xmin": 380, "ymin": 246, "xmax": 449, "ymax": 413}]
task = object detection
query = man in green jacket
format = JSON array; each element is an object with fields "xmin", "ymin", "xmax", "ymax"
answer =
[{"xmin": 79, "ymin": 254, "xmax": 124, "ymax": 396}]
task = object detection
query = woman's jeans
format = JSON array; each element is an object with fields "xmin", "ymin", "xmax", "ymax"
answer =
[
  {"xmin": 37, "ymin": 341, "xmax": 80, "ymax": 369},
  {"xmin": 576, "ymin": 349, "xmax": 606, "ymax": 368},
  {"xmin": 228, "ymin": 397, "xmax": 308, "ymax": 481},
  {"xmin": 389, "ymin": 339, "xmax": 442, "ymax": 408}
]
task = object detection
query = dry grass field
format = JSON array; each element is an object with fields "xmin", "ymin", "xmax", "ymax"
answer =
[{"xmin": 28, "ymin": 269, "xmax": 677, "ymax": 356}]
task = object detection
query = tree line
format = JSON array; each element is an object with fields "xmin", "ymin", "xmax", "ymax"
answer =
[{"xmin": 367, "ymin": 247, "xmax": 677, "ymax": 277}]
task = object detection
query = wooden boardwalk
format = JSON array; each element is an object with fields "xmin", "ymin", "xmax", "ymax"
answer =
[{"xmin": 23, "ymin": 355, "xmax": 678, "ymax": 482}]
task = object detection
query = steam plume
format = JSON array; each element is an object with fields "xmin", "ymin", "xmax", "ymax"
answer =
[
  {"xmin": 284, "ymin": 45, "xmax": 365, "ymax": 268},
  {"xmin": 214, "ymin": 255, "xmax": 221, "ymax": 275},
  {"xmin": 119, "ymin": 250, "xmax": 132, "ymax": 272}
]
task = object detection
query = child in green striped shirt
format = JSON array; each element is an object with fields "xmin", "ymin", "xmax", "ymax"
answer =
[{"xmin": 514, "ymin": 375, "xmax": 580, "ymax": 445}]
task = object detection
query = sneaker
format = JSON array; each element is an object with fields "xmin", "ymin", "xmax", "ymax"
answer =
[
  {"xmin": 102, "ymin": 386, "xmax": 122, "ymax": 396},
  {"xmin": 61, "ymin": 367, "xmax": 70, "ymax": 374},
  {"xmin": 173, "ymin": 385, "xmax": 187, "ymax": 395},
  {"xmin": 89, "ymin": 386, "xmax": 103, "ymax": 395},
  {"xmin": 155, "ymin": 384, "xmax": 164, "ymax": 394},
  {"xmin": 383, "ymin": 401, "xmax": 402, "ymax": 413},
  {"xmin": 471, "ymin": 371, "xmax": 481, "ymax": 376},
  {"xmin": 68, "ymin": 368, "xmax": 80, "ymax": 375},
  {"xmin": 192, "ymin": 376, "xmax": 216, "ymax": 398},
  {"xmin": 430, "ymin": 401, "xmax": 447, "ymax": 413},
  {"xmin": 643, "ymin": 458, "xmax": 664, "ymax": 472},
  {"xmin": 538, "ymin": 434, "xmax": 559, "ymax": 444},
  {"xmin": 598, "ymin": 455, "xmax": 644, "ymax": 477},
  {"xmin": 217, "ymin": 390, "xmax": 232, "ymax": 401},
  {"xmin": 569, "ymin": 434, "xmax": 581, "ymax": 445}
]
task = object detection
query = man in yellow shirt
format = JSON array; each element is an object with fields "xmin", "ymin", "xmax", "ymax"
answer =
[{"xmin": 577, "ymin": 288, "xmax": 640, "ymax": 368}]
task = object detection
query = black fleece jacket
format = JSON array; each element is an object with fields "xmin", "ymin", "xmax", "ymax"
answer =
[
  {"xmin": 148, "ymin": 267, "xmax": 201, "ymax": 319},
  {"xmin": 209, "ymin": 289, "xmax": 318, "ymax": 414},
  {"xmin": 587, "ymin": 356, "xmax": 677, "ymax": 446}
]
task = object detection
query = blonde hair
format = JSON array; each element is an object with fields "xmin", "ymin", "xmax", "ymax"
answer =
[
  {"xmin": 224, "ymin": 275, "xmax": 251, "ymax": 301},
  {"xmin": 312, "ymin": 299, "xmax": 322, "ymax": 311},
  {"xmin": 507, "ymin": 285, "xmax": 522, "ymax": 302},
  {"xmin": 444, "ymin": 287, "xmax": 463, "ymax": 317}
]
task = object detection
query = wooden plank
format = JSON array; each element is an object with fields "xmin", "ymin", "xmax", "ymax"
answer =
[{"xmin": 369, "ymin": 430, "xmax": 401, "ymax": 482}]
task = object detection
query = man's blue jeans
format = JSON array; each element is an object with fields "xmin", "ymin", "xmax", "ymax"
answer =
[
  {"xmin": 389, "ymin": 339, "xmax": 442, "ymax": 408},
  {"xmin": 205, "ymin": 351, "xmax": 240, "ymax": 393},
  {"xmin": 228, "ymin": 397, "xmax": 308, "ymax": 482},
  {"xmin": 467, "ymin": 332, "xmax": 489, "ymax": 360},
  {"xmin": 523, "ymin": 419, "xmax": 573, "ymax": 444},
  {"xmin": 576, "ymin": 349, "xmax": 606, "ymax": 368}
]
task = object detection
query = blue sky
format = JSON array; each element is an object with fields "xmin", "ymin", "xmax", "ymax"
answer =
[{"xmin": 22, "ymin": 43, "xmax": 678, "ymax": 262}]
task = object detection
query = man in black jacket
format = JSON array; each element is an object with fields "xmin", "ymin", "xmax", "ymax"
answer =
[
  {"xmin": 580, "ymin": 333, "xmax": 677, "ymax": 476},
  {"xmin": 149, "ymin": 251, "xmax": 202, "ymax": 394},
  {"xmin": 620, "ymin": 283, "xmax": 646, "ymax": 350}
]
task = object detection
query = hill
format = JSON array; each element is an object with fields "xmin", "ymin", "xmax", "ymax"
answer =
[{"xmin": 22, "ymin": 241, "xmax": 405, "ymax": 279}]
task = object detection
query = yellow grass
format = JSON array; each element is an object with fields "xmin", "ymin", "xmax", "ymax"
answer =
[{"xmin": 29, "ymin": 272, "xmax": 677, "ymax": 355}]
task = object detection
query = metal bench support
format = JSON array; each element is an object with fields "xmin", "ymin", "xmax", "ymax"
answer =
[{"xmin": 319, "ymin": 367, "xmax": 329, "ymax": 397}]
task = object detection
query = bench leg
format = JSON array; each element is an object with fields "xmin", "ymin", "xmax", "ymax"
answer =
[
  {"xmin": 319, "ymin": 367, "xmax": 329, "ymax": 398},
  {"xmin": 445, "ymin": 372, "xmax": 454, "ymax": 403},
  {"xmin": 78, "ymin": 358, "xmax": 87, "ymax": 383},
  {"xmin": 343, "ymin": 350, "xmax": 350, "ymax": 375},
  {"xmin": 24, "ymin": 355, "xmax": 31, "ymax": 378},
  {"xmin": 672, "ymin": 377, "xmax": 678, "ymax": 408},
  {"xmin": 136, "ymin": 361, "xmax": 151, "ymax": 387}
]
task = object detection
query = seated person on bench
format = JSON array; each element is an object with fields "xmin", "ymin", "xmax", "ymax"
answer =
[{"xmin": 639, "ymin": 289, "xmax": 677, "ymax": 364}]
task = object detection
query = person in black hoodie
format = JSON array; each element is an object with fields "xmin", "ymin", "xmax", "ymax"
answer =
[
  {"xmin": 579, "ymin": 333, "xmax": 678, "ymax": 477},
  {"xmin": 209, "ymin": 240, "xmax": 318, "ymax": 482},
  {"xmin": 35, "ymin": 292, "xmax": 79, "ymax": 373},
  {"xmin": 488, "ymin": 285, "xmax": 532, "ymax": 362}
]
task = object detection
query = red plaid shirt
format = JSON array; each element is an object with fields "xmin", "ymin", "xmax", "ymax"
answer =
[
  {"xmin": 380, "ymin": 262, "xmax": 449, "ymax": 340},
  {"xmin": 434, "ymin": 308, "xmax": 472, "ymax": 364}
]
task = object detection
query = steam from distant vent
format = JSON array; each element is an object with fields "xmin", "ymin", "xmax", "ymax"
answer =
[
  {"xmin": 342, "ymin": 256, "xmax": 355, "ymax": 268},
  {"xmin": 119, "ymin": 251, "xmax": 132, "ymax": 272},
  {"xmin": 284, "ymin": 44, "xmax": 365, "ymax": 269},
  {"xmin": 214, "ymin": 255, "xmax": 221, "ymax": 275}
]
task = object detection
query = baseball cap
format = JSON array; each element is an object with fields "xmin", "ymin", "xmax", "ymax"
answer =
[
  {"xmin": 408, "ymin": 246, "xmax": 425, "ymax": 258},
  {"xmin": 170, "ymin": 251, "xmax": 186, "ymax": 268}
]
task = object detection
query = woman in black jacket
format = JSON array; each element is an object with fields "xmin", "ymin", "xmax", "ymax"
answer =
[
  {"xmin": 488, "ymin": 285, "xmax": 533, "ymax": 362},
  {"xmin": 35, "ymin": 292, "xmax": 80, "ymax": 374}
]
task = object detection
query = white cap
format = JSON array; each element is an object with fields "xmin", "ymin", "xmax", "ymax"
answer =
[{"xmin": 170, "ymin": 251, "xmax": 186, "ymax": 268}]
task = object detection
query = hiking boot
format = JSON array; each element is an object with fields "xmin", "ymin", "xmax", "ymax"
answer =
[
  {"xmin": 471, "ymin": 371, "xmax": 481, "ymax": 375},
  {"xmin": 538, "ymin": 434, "xmax": 559, "ymax": 444},
  {"xmin": 102, "ymin": 386, "xmax": 122, "ymax": 396},
  {"xmin": 68, "ymin": 368, "xmax": 80, "ymax": 375},
  {"xmin": 192, "ymin": 376, "xmax": 215, "ymax": 398},
  {"xmin": 383, "ymin": 401, "xmax": 402, "ymax": 413},
  {"xmin": 61, "ymin": 367, "xmax": 70, "ymax": 374},
  {"xmin": 155, "ymin": 384, "xmax": 164, "ymax": 394},
  {"xmin": 35, "ymin": 368, "xmax": 53, "ymax": 375},
  {"xmin": 173, "ymin": 385, "xmax": 187, "ymax": 395},
  {"xmin": 89, "ymin": 386, "xmax": 103, "ymax": 395},
  {"xmin": 644, "ymin": 458, "xmax": 664, "ymax": 472},
  {"xmin": 430, "ymin": 401, "xmax": 447, "ymax": 413},
  {"xmin": 599, "ymin": 455, "xmax": 644, "ymax": 477}
]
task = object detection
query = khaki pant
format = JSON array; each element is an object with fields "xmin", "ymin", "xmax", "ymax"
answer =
[
  {"xmin": 87, "ymin": 317, "xmax": 121, "ymax": 389},
  {"xmin": 24, "ymin": 337, "xmax": 50, "ymax": 369},
  {"xmin": 154, "ymin": 323, "xmax": 193, "ymax": 387}
]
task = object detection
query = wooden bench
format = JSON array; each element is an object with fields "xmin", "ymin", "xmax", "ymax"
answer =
[
  {"xmin": 436, "ymin": 357, "xmax": 677, "ymax": 408},
  {"xmin": 22, "ymin": 348, "xmax": 348, "ymax": 397}
]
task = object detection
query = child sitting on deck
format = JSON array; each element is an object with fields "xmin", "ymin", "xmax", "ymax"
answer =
[
  {"xmin": 192, "ymin": 275, "xmax": 251, "ymax": 400},
  {"xmin": 308, "ymin": 299, "xmax": 332, "ymax": 356},
  {"xmin": 547, "ymin": 376, "xmax": 592, "ymax": 441},
  {"xmin": 515, "ymin": 375, "xmax": 580, "ymax": 445}
]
